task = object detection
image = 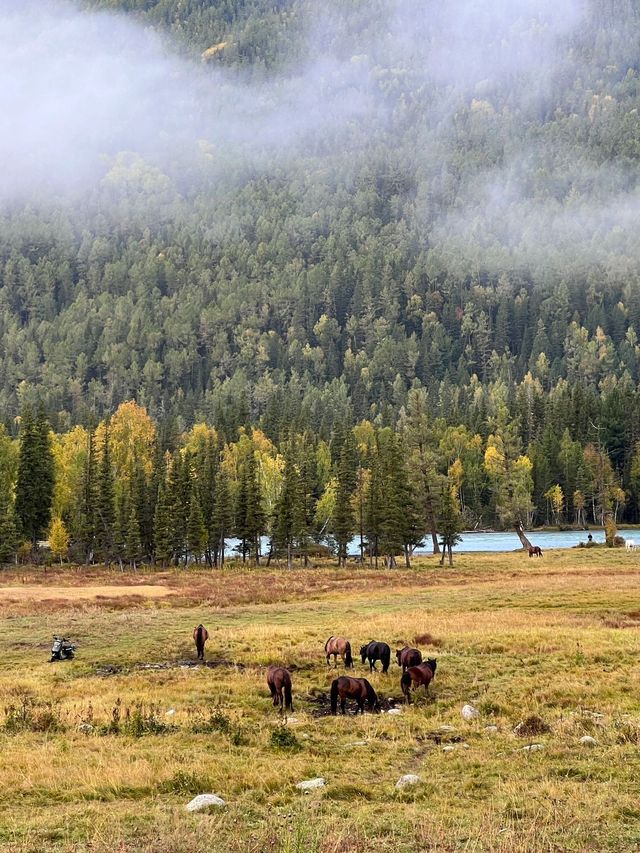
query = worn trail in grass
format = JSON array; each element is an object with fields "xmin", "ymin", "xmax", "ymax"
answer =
[{"xmin": 1, "ymin": 549, "xmax": 640, "ymax": 851}]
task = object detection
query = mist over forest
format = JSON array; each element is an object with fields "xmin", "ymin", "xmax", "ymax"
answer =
[{"xmin": 3, "ymin": 0, "xmax": 640, "ymax": 537}]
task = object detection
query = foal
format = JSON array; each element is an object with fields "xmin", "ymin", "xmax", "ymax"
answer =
[
  {"xmin": 401, "ymin": 658, "xmax": 437, "ymax": 703},
  {"xmin": 267, "ymin": 665, "xmax": 294, "ymax": 712}
]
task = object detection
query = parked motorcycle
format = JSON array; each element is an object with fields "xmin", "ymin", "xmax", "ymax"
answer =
[{"xmin": 50, "ymin": 636, "xmax": 76, "ymax": 662}]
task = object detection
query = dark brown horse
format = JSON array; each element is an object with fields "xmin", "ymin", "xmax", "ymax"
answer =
[
  {"xmin": 396, "ymin": 646, "xmax": 422, "ymax": 672},
  {"xmin": 528, "ymin": 546, "xmax": 543, "ymax": 558},
  {"xmin": 325, "ymin": 636, "xmax": 354, "ymax": 668},
  {"xmin": 401, "ymin": 658, "xmax": 437, "ymax": 703},
  {"xmin": 193, "ymin": 624, "xmax": 209, "ymax": 660},
  {"xmin": 267, "ymin": 665, "xmax": 294, "ymax": 712},
  {"xmin": 330, "ymin": 676, "xmax": 380, "ymax": 715}
]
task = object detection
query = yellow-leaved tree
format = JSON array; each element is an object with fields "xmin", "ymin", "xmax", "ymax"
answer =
[{"xmin": 49, "ymin": 517, "xmax": 70, "ymax": 565}]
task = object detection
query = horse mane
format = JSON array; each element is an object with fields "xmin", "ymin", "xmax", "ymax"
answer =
[
  {"xmin": 364, "ymin": 679, "xmax": 378, "ymax": 708},
  {"xmin": 426, "ymin": 658, "xmax": 437, "ymax": 675},
  {"xmin": 324, "ymin": 635, "xmax": 335, "ymax": 652},
  {"xmin": 344, "ymin": 641, "xmax": 353, "ymax": 667}
]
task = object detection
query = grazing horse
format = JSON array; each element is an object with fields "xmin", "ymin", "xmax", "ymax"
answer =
[
  {"xmin": 360, "ymin": 641, "xmax": 391, "ymax": 673},
  {"xmin": 528, "ymin": 545, "xmax": 543, "ymax": 558},
  {"xmin": 266, "ymin": 665, "xmax": 294, "ymax": 712},
  {"xmin": 193, "ymin": 624, "xmax": 209, "ymax": 660},
  {"xmin": 401, "ymin": 659, "xmax": 437, "ymax": 703},
  {"xmin": 625, "ymin": 539, "xmax": 636, "ymax": 552},
  {"xmin": 396, "ymin": 646, "xmax": 422, "ymax": 672},
  {"xmin": 330, "ymin": 676, "xmax": 380, "ymax": 715},
  {"xmin": 325, "ymin": 636, "xmax": 354, "ymax": 668}
]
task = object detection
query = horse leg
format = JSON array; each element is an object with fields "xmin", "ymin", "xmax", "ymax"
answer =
[
  {"xmin": 269, "ymin": 683, "xmax": 277, "ymax": 706},
  {"xmin": 358, "ymin": 698, "xmax": 365, "ymax": 714},
  {"xmin": 340, "ymin": 697, "xmax": 346, "ymax": 715}
]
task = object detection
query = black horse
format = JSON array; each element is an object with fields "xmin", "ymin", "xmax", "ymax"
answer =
[{"xmin": 360, "ymin": 641, "xmax": 391, "ymax": 673}]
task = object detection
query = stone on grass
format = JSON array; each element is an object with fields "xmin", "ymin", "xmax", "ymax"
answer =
[
  {"xmin": 395, "ymin": 774, "xmax": 421, "ymax": 789},
  {"xmin": 77, "ymin": 723, "xmax": 94, "ymax": 734},
  {"xmin": 186, "ymin": 794, "xmax": 226, "ymax": 812},
  {"xmin": 579, "ymin": 735, "xmax": 598, "ymax": 747},
  {"xmin": 438, "ymin": 724, "xmax": 456, "ymax": 732},
  {"xmin": 166, "ymin": 708, "xmax": 176, "ymax": 716},
  {"xmin": 484, "ymin": 725, "xmax": 498, "ymax": 733},
  {"xmin": 461, "ymin": 704, "xmax": 480, "ymax": 721},
  {"xmin": 387, "ymin": 708, "xmax": 402, "ymax": 716},
  {"xmin": 295, "ymin": 777, "xmax": 325, "ymax": 792},
  {"xmin": 442, "ymin": 745, "xmax": 456, "ymax": 752},
  {"xmin": 521, "ymin": 743, "xmax": 544, "ymax": 753},
  {"xmin": 346, "ymin": 740, "xmax": 367, "ymax": 747}
]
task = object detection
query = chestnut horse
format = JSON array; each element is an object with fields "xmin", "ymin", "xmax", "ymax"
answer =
[
  {"xmin": 267, "ymin": 665, "xmax": 294, "ymax": 712},
  {"xmin": 360, "ymin": 641, "xmax": 391, "ymax": 673},
  {"xmin": 396, "ymin": 646, "xmax": 422, "ymax": 672},
  {"xmin": 528, "ymin": 546, "xmax": 543, "ymax": 558},
  {"xmin": 401, "ymin": 658, "xmax": 437, "ymax": 703},
  {"xmin": 193, "ymin": 624, "xmax": 209, "ymax": 660},
  {"xmin": 325, "ymin": 636, "xmax": 354, "ymax": 668},
  {"xmin": 330, "ymin": 676, "xmax": 380, "ymax": 715}
]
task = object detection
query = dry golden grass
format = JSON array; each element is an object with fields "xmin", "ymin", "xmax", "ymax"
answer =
[{"xmin": 1, "ymin": 548, "xmax": 640, "ymax": 851}]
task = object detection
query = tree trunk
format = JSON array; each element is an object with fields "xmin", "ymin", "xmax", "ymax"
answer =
[{"xmin": 514, "ymin": 521, "xmax": 533, "ymax": 550}]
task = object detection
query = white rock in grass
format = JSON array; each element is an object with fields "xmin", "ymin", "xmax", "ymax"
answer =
[
  {"xmin": 387, "ymin": 708, "xmax": 402, "ymax": 716},
  {"xmin": 461, "ymin": 704, "xmax": 480, "ymax": 721},
  {"xmin": 77, "ymin": 723, "xmax": 94, "ymax": 734},
  {"xmin": 346, "ymin": 740, "xmax": 367, "ymax": 747},
  {"xmin": 166, "ymin": 709, "xmax": 176, "ymax": 716},
  {"xmin": 438, "ymin": 725, "xmax": 456, "ymax": 732},
  {"xmin": 395, "ymin": 774, "xmax": 421, "ymax": 789},
  {"xmin": 186, "ymin": 794, "xmax": 226, "ymax": 812},
  {"xmin": 295, "ymin": 777, "xmax": 325, "ymax": 792},
  {"xmin": 442, "ymin": 745, "xmax": 456, "ymax": 752},
  {"xmin": 484, "ymin": 725, "xmax": 498, "ymax": 733},
  {"xmin": 521, "ymin": 743, "xmax": 544, "ymax": 753},
  {"xmin": 579, "ymin": 735, "xmax": 598, "ymax": 747}
]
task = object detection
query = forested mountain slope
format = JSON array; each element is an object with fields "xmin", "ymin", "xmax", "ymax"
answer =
[{"xmin": 3, "ymin": 1, "xmax": 640, "ymax": 532}]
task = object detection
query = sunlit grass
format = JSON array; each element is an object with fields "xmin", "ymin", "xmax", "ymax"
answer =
[{"xmin": 1, "ymin": 548, "xmax": 640, "ymax": 850}]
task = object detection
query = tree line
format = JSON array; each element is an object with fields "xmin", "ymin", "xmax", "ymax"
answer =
[{"xmin": 0, "ymin": 396, "xmax": 635, "ymax": 568}]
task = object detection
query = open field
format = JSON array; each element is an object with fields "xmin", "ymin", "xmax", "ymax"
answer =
[{"xmin": 1, "ymin": 550, "xmax": 640, "ymax": 852}]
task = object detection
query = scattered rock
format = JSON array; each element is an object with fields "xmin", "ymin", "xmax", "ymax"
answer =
[
  {"xmin": 484, "ymin": 725, "xmax": 498, "ymax": 733},
  {"xmin": 461, "ymin": 704, "xmax": 480, "ymax": 721},
  {"xmin": 461, "ymin": 743, "xmax": 470, "ymax": 749},
  {"xmin": 346, "ymin": 740, "xmax": 367, "ymax": 747},
  {"xmin": 77, "ymin": 723, "xmax": 94, "ymax": 734},
  {"xmin": 442, "ymin": 744, "xmax": 456, "ymax": 752},
  {"xmin": 166, "ymin": 709, "xmax": 176, "ymax": 716},
  {"xmin": 438, "ymin": 725, "xmax": 456, "ymax": 732},
  {"xmin": 295, "ymin": 777, "xmax": 325, "ymax": 792},
  {"xmin": 387, "ymin": 708, "xmax": 402, "ymax": 716},
  {"xmin": 395, "ymin": 774, "xmax": 421, "ymax": 789},
  {"xmin": 186, "ymin": 794, "xmax": 226, "ymax": 812},
  {"xmin": 521, "ymin": 743, "xmax": 545, "ymax": 752},
  {"xmin": 579, "ymin": 735, "xmax": 598, "ymax": 747},
  {"xmin": 285, "ymin": 716, "xmax": 300, "ymax": 725}
]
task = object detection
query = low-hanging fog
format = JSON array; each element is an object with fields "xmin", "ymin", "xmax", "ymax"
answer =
[{"xmin": 3, "ymin": 0, "xmax": 640, "ymax": 267}]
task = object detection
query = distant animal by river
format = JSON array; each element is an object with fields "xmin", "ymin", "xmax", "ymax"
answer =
[
  {"xmin": 401, "ymin": 659, "xmax": 437, "ymax": 703},
  {"xmin": 193, "ymin": 624, "xmax": 209, "ymax": 660},
  {"xmin": 360, "ymin": 641, "xmax": 391, "ymax": 673},
  {"xmin": 396, "ymin": 646, "xmax": 422, "ymax": 672},
  {"xmin": 625, "ymin": 539, "xmax": 636, "ymax": 552},
  {"xmin": 528, "ymin": 546, "xmax": 543, "ymax": 558},
  {"xmin": 267, "ymin": 665, "xmax": 293, "ymax": 712},
  {"xmin": 325, "ymin": 636, "xmax": 354, "ymax": 668},
  {"xmin": 330, "ymin": 676, "xmax": 380, "ymax": 715}
]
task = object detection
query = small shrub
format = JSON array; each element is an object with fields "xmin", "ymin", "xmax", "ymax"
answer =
[
  {"xmin": 270, "ymin": 724, "xmax": 301, "ymax": 752},
  {"xmin": 159, "ymin": 770, "xmax": 213, "ymax": 795},
  {"xmin": 514, "ymin": 715, "xmax": 551, "ymax": 737},
  {"xmin": 191, "ymin": 709, "xmax": 245, "ymax": 744},
  {"xmin": 3, "ymin": 694, "xmax": 64, "ymax": 734}
]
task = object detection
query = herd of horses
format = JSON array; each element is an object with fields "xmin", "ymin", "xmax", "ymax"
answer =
[{"xmin": 193, "ymin": 627, "xmax": 437, "ymax": 715}]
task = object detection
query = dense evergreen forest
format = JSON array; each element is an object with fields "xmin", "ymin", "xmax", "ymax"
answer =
[{"xmin": 3, "ymin": 0, "xmax": 640, "ymax": 549}]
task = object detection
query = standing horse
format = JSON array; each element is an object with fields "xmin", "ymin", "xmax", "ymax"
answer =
[
  {"xmin": 528, "ymin": 546, "xmax": 543, "ymax": 558},
  {"xmin": 330, "ymin": 676, "xmax": 380, "ymax": 715},
  {"xmin": 325, "ymin": 636, "xmax": 354, "ymax": 668},
  {"xmin": 360, "ymin": 641, "xmax": 391, "ymax": 673},
  {"xmin": 193, "ymin": 624, "xmax": 209, "ymax": 660},
  {"xmin": 267, "ymin": 665, "xmax": 294, "ymax": 712},
  {"xmin": 401, "ymin": 659, "xmax": 437, "ymax": 703},
  {"xmin": 396, "ymin": 646, "xmax": 422, "ymax": 672}
]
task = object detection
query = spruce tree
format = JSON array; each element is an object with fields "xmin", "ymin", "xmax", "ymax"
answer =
[
  {"xmin": 333, "ymin": 443, "xmax": 355, "ymax": 567},
  {"xmin": 0, "ymin": 499, "xmax": 18, "ymax": 564},
  {"xmin": 437, "ymin": 483, "xmax": 463, "ymax": 567},
  {"xmin": 273, "ymin": 439, "xmax": 301, "ymax": 569},
  {"xmin": 236, "ymin": 440, "xmax": 265, "ymax": 564},
  {"xmin": 77, "ymin": 429, "xmax": 98, "ymax": 563},
  {"xmin": 96, "ymin": 422, "xmax": 116, "ymax": 564},
  {"xmin": 153, "ymin": 474, "xmax": 172, "ymax": 567},
  {"xmin": 211, "ymin": 462, "xmax": 232, "ymax": 567},
  {"xmin": 187, "ymin": 489, "xmax": 206, "ymax": 564},
  {"xmin": 15, "ymin": 403, "xmax": 54, "ymax": 548},
  {"xmin": 126, "ymin": 504, "xmax": 142, "ymax": 569}
]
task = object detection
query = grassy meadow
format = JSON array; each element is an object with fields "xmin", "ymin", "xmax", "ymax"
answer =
[{"xmin": 0, "ymin": 549, "xmax": 639, "ymax": 852}]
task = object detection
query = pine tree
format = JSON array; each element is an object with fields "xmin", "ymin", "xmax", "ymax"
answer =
[
  {"xmin": 187, "ymin": 489, "xmax": 206, "ymax": 564},
  {"xmin": 96, "ymin": 422, "xmax": 116, "ymax": 564},
  {"xmin": 0, "ymin": 499, "xmax": 19, "ymax": 564},
  {"xmin": 15, "ymin": 403, "xmax": 54, "ymax": 548},
  {"xmin": 332, "ymin": 443, "xmax": 355, "ymax": 567},
  {"xmin": 236, "ymin": 439, "xmax": 265, "ymax": 564},
  {"xmin": 126, "ymin": 504, "xmax": 142, "ymax": 569},
  {"xmin": 153, "ymin": 473, "xmax": 172, "ymax": 567},
  {"xmin": 211, "ymin": 462, "xmax": 232, "ymax": 567},
  {"xmin": 273, "ymin": 439, "xmax": 301, "ymax": 569},
  {"xmin": 437, "ymin": 483, "xmax": 463, "ymax": 567},
  {"xmin": 76, "ymin": 428, "xmax": 98, "ymax": 563}
]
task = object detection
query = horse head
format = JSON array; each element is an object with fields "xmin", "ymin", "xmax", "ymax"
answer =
[
  {"xmin": 360, "ymin": 645, "xmax": 368, "ymax": 663},
  {"xmin": 426, "ymin": 658, "xmax": 437, "ymax": 675},
  {"xmin": 396, "ymin": 648, "xmax": 404, "ymax": 664}
]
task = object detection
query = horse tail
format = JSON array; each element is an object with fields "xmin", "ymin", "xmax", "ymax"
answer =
[
  {"xmin": 324, "ymin": 636, "xmax": 334, "ymax": 653},
  {"xmin": 365, "ymin": 680, "xmax": 379, "ymax": 709},
  {"xmin": 382, "ymin": 646, "xmax": 390, "ymax": 672},
  {"xmin": 330, "ymin": 679, "xmax": 339, "ymax": 714},
  {"xmin": 401, "ymin": 671, "xmax": 411, "ymax": 696},
  {"xmin": 284, "ymin": 680, "xmax": 293, "ymax": 712},
  {"xmin": 344, "ymin": 642, "xmax": 353, "ymax": 668}
]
